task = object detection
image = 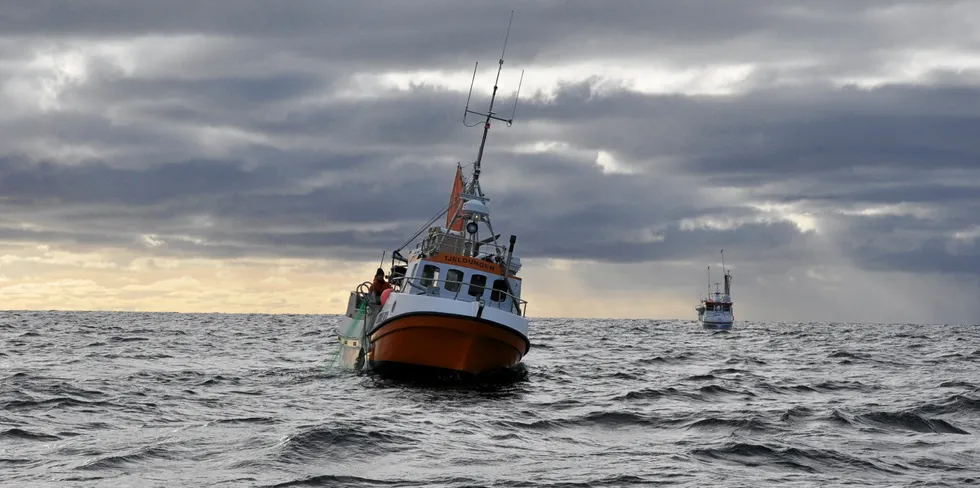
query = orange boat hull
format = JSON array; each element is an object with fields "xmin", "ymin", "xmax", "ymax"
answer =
[{"xmin": 367, "ymin": 313, "xmax": 530, "ymax": 376}]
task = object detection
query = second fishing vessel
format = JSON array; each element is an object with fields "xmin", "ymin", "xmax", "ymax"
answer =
[{"xmin": 696, "ymin": 251, "xmax": 735, "ymax": 329}]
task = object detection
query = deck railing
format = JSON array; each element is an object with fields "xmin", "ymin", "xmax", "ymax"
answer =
[{"xmin": 415, "ymin": 233, "xmax": 509, "ymax": 264}]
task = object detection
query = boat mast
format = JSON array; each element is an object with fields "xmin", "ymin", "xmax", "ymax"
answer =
[
  {"xmin": 391, "ymin": 12, "xmax": 524, "ymax": 269},
  {"xmin": 462, "ymin": 9, "xmax": 524, "ymax": 202},
  {"xmin": 721, "ymin": 249, "xmax": 731, "ymax": 296}
]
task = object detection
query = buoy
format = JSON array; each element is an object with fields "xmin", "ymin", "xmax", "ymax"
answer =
[{"xmin": 381, "ymin": 288, "xmax": 392, "ymax": 305}]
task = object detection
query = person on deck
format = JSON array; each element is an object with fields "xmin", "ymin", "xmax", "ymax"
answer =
[{"xmin": 369, "ymin": 268, "xmax": 391, "ymax": 302}]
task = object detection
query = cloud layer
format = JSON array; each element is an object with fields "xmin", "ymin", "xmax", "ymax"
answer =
[{"xmin": 1, "ymin": 1, "xmax": 978, "ymax": 323}]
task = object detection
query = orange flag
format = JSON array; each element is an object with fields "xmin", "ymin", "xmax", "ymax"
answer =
[{"xmin": 446, "ymin": 166, "xmax": 465, "ymax": 232}]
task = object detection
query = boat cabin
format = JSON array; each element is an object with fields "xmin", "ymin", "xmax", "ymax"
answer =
[
  {"xmin": 394, "ymin": 254, "xmax": 525, "ymax": 315},
  {"xmin": 703, "ymin": 300, "xmax": 732, "ymax": 312}
]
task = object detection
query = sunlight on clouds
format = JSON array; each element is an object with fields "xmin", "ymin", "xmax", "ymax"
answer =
[
  {"xmin": 20, "ymin": 138, "xmax": 121, "ymax": 164},
  {"xmin": 23, "ymin": 49, "xmax": 90, "ymax": 111},
  {"xmin": 952, "ymin": 225, "xmax": 980, "ymax": 242},
  {"xmin": 680, "ymin": 216, "xmax": 753, "ymax": 232},
  {"xmin": 0, "ymin": 249, "xmax": 118, "ymax": 269},
  {"xmin": 512, "ymin": 140, "xmax": 572, "ymax": 154},
  {"xmin": 594, "ymin": 150, "xmax": 634, "ymax": 175},
  {"xmin": 678, "ymin": 199, "xmax": 821, "ymax": 235},
  {"xmin": 25, "ymin": 35, "xmax": 244, "ymax": 82},
  {"xmin": 122, "ymin": 276, "xmax": 202, "ymax": 292},
  {"xmin": 7, "ymin": 39, "xmax": 136, "ymax": 113},
  {"xmin": 749, "ymin": 202, "xmax": 818, "ymax": 233},
  {"xmin": 142, "ymin": 235, "xmax": 164, "ymax": 248},
  {"xmin": 186, "ymin": 125, "xmax": 276, "ymax": 158},
  {"xmin": 543, "ymin": 258, "xmax": 575, "ymax": 271},
  {"xmin": 0, "ymin": 244, "xmax": 383, "ymax": 314},
  {"xmin": 0, "ymin": 242, "xmax": 974, "ymax": 323},
  {"xmin": 833, "ymin": 48, "xmax": 980, "ymax": 88},
  {"xmin": 127, "ymin": 257, "xmax": 185, "ymax": 270},
  {"xmin": 838, "ymin": 203, "xmax": 936, "ymax": 220},
  {"xmin": 2, "ymin": 279, "xmax": 111, "ymax": 299},
  {"xmin": 140, "ymin": 234, "xmax": 208, "ymax": 249},
  {"xmin": 262, "ymin": 276, "xmax": 292, "ymax": 286},
  {"xmin": 342, "ymin": 61, "xmax": 757, "ymax": 101}
]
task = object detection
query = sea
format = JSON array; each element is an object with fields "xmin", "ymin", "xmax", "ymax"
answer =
[{"xmin": 2, "ymin": 311, "xmax": 979, "ymax": 487}]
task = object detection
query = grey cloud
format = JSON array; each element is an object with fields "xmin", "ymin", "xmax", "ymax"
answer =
[
  {"xmin": 3, "ymin": 75, "xmax": 979, "ymax": 275},
  {"xmin": 0, "ymin": 0, "xmax": 978, "ymax": 325},
  {"xmin": 847, "ymin": 237, "xmax": 980, "ymax": 276},
  {"xmin": 4, "ymin": 1, "xmax": 977, "ymax": 72},
  {"xmin": 523, "ymin": 79, "xmax": 980, "ymax": 176},
  {"xmin": 0, "ymin": 156, "xmax": 277, "ymax": 205}
]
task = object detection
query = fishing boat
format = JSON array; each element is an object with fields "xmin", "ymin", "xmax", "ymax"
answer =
[
  {"xmin": 334, "ymin": 13, "xmax": 530, "ymax": 379},
  {"xmin": 696, "ymin": 251, "xmax": 735, "ymax": 329}
]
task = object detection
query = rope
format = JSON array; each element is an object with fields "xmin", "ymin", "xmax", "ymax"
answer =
[
  {"xmin": 395, "ymin": 202, "xmax": 451, "ymax": 253},
  {"xmin": 393, "ymin": 163, "xmax": 475, "ymax": 253}
]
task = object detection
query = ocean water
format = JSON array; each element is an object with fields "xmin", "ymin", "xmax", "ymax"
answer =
[{"xmin": 2, "ymin": 311, "xmax": 979, "ymax": 487}]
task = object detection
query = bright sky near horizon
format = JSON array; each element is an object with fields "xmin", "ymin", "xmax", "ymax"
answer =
[{"xmin": 1, "ymin": 1, "xmax": 978, "ymax": 324}]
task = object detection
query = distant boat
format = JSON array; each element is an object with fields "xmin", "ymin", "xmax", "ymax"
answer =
[
  {"xmin": 696, "ymin": 251, "xmax": 735, "ymax": 330},
  {"xmin": 334, "ymin": 12, "xmax": 530, "ymax": 379}
]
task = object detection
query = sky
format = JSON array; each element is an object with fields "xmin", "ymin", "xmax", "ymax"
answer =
[{"xmin": 0, "ymin": 0, "xmax": 978, "ymax": 324}]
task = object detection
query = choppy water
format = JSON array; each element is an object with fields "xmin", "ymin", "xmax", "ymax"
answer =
[{"xmin": 2, "ymin": 311, "xmax": 980, "ymax": 487}]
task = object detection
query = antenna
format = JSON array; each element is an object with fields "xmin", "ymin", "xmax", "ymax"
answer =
[
  {"xmin": 461, "ymin": 9, "xmax": 524, "ymax": 199},
  {"xmin": 721, "ymin": 250, "xmax": 732, "ymax": 296}
]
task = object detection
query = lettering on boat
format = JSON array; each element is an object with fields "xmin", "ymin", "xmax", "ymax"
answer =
[{"xmin": 433, "ymin": 254, "xmax": 501, "ymax": 273}]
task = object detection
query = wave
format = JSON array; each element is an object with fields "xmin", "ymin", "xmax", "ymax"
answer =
[
  {"xmin": 266, "ymin": 475, "xmax": 403, "ymax": 487},
  {"xmin": 0, "ymin": 428, "xmax": 61, "ymax": 442},
  {"xmin": 3, "ymin": 396, "xmax": 109, "ymax": 412},
  {"xmin": 209, "ymin": 416, "xmax": 278, "ymax": 425},
  {"xmin": 75, "ymin": 445, "xmax": 178, "ymax": 471},
  {"xmin": 832, "ymin": 409, "xmax": 970, "ymax": 434},
  {"xmin": 107, "ymin": 336, "xmax": 150, "ymax": 342},
  {"xmin": 684, "ymin": 417, "xmax": 775, "ymax": 433},
  {"xmin": 495, "ymin": 410, "xmax": 660, "ymax": 431},
  {"xmin": 938, "ymin": 381, "xmax": 977, "ymax": 389},
  {"xmin": 913, "ymin": 394, "xmax": 980, "ymax": 416},
  {"xmin": 684, "ymin": 374, "xmax": 717, "ymax": 381},
  {"xmin": 275, "ymin": 424, "xmax": 415, "ymax": 463},
  {"xmin": 691, "ymin": 441, "xmax": 905, "ymax": 475}
]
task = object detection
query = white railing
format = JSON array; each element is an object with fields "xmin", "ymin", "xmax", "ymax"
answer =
[{"xmin": 416, "ymin": 233, "xmax": 509, "ymax": 263}]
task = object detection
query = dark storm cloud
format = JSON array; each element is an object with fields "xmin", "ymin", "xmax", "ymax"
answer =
[
  {"xmin": 3, "ymin": 77, "xmax": 978, "ymax": 269},
  {"xmin": 846, "ymin": 236, "xmax": 980, "ymax": 276},
  {"xmin": 1, "ymin": 0, "xmax": 978, "ymax": 282},
  {"xmin": 0, "ymin": 157, "xmax": 271, "ymax": 204},
  {"xmin": 524, "ymin": 78, "xmax": 980, "ymax": 178},
  {"xmin": 3, "ymin": 1, "xmax": 970, "ymax": 68}
]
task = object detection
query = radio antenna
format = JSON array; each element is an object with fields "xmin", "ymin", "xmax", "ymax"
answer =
[{"xmin": 461, "ymin": 10, "xmax": 524, "ymax": 199}]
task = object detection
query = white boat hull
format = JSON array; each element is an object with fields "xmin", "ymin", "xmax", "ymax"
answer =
[{"xmin": 699, "ymin": 310, "xmax": 734, "ymax": 329}]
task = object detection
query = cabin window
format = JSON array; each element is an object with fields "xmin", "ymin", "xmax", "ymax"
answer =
[
  {"xmin": 490, "ymin": 279, "xmax": 508, "ymax": 302},
  {"xmin": 445, "ymin": 269, "xmax": 464, "ymax": 292},
  {"xmin": 421, "ymin": 264, "xmax": 440, "ymax": 288},
  {"xmin": 468, "ymin": 274, "xmax": 487, "ymax": 298}
]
